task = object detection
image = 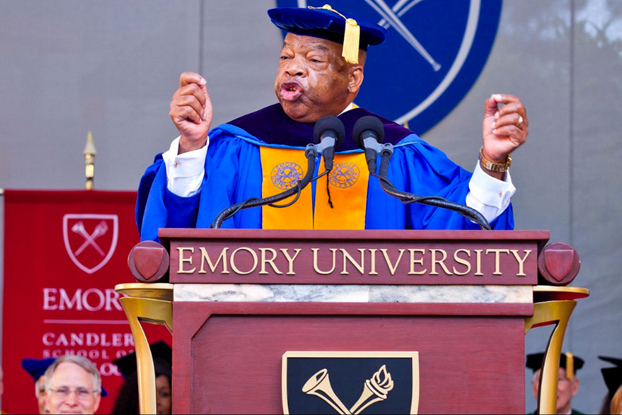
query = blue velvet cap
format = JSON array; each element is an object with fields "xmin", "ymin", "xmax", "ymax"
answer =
[
  {"xmin": 267, "ymin": 5, "xmax": 387, "ymax": 50},
  {"xmin": 21, "ymin": 357, "xmax": 56, "ymax": 382},
  {"xmin": 21, "ymin": 357, "xmax": 109, "ymax": 397}
]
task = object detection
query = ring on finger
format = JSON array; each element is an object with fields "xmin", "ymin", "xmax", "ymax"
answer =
[{"xmin": 517, "ymin": 115, "xmax": 524, "ymax": 128}]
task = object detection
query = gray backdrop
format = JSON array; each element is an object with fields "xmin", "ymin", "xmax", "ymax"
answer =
[{"xmin": 1, "ymin": 0, "xmax": 621, "ymax": 412}]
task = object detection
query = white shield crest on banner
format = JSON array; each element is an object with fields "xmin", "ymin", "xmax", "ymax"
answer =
[{"xmin": 63, "ymin": 214, "xmax": 119, "ymax": 274}]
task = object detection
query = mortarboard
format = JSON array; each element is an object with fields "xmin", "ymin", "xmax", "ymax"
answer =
[
  {"xmin": 113, "ymin": 341, "xmax": 172, "ymax": 380},
  {"xmin": 268, "ymin": 4, "xmax": 387, "ymax": 64},
  {"xmin": 526, "ymin": 352, "xmax": 585, "ymax": 380},
  {"xmin": 599, "ymin": 356, "xmax": 622, "ymax": 397},
  {"xmin": 21, "ymin": 357, "xmax": 56, "ymax": 382},
  {"xmin": 21, "ymin": 356, "xmax": 108, "ymax": 397}
]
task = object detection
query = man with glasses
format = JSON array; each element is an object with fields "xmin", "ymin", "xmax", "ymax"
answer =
[
  {"xmin": 526, "ymin": 352, "xmax": 585, "ymax": 414},
  {"xmin": 44, "ymin": 355, "xmax": 102, "ymax": 415}
]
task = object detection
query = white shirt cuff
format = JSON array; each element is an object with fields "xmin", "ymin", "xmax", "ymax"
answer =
[
  {"xmin": 161, "ymin": 136, "xmax": 208, "ymax": 197},
  {"xmin": 466, "ymin": 162, "xmax": 516, "ymax": 223}
]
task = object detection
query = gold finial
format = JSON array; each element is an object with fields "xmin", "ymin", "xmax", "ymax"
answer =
[{"xmin": 83, "ymin": 131, "xmax": 97, "ymax": 190}]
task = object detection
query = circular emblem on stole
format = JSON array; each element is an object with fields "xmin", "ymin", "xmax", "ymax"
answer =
[
  {"xmin": 272, "ymin": 162, "xmax": 304, "ymax": 190},
  {"xmin": 329, "ymin": 162, "xmax": 360, "ymax": 189},
  {"xmin": 276, "ymin": 0, "xmax": 502, "ymax": 135}
]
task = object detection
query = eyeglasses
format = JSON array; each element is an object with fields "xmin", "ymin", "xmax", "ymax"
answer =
[
  {"xmin": 533, "ymin": 375, "xmax": 573, "ymax": 384},
  {"xmin": 48, "ymin": 387, "xmax": 99, "ymax": 401}
]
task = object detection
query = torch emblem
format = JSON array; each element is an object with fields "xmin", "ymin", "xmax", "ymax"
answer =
[{"xmin": 283, "ymin": 351, "xmax": 419, "ymax": 414}]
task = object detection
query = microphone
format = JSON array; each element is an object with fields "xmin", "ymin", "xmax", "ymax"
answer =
[
  {"xmin": 353, "ymin": 115, "xmax": 391, "ymax": 174},
  {"xmin": 312, "ymin": 116, "xmax": 345, "ymax": 171},
  {"xmin": 353, "ymin": 115, "xmax": 491, "ymax": 230}
]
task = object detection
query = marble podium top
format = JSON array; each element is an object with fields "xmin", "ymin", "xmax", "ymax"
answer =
[{"xmin": 174, "ymin": 284, "xmax": 531, "ymax": 303}]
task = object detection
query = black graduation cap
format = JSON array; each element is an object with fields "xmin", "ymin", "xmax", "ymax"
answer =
[
  {"xmin": 267, "ymin": 4, "xmax": 387, "ymax": 64},
  {"xmin": 526, "ymin": 352, "xmax": 585, "ymax": 380},
  {"xmin": 21, "ymin": 356, "xmax": 109, "ymax": 397},
  {"xmin": 599, "ymin": 356, "xmax": 622, "ymax": 397},
  {"xmin": 113, "ymin": 341, "xmax": 172, "ymax": 379}
]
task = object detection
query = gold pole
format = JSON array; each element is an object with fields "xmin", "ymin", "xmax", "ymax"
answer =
[
  {"xmin": 84, "ymin": 131, "xmax": 96, "ymax": 190},
  {"xmin": 115, "ymin": 283, "xmax": 173, "ymax": 415},
  {"xmin": 525, "ymin": 286, "xmax": 589, "ymax": 415},
  {"xmin": 525, "ymin": 300, "xmax": 576, "ymax": 414}
]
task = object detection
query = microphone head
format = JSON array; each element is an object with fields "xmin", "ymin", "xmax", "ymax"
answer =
[
  {"xmin": 313, "ymin": 116, "xmax": 345, "ymax": 150},
  {"xmin": 353, "ymin": 115, "xmax": 385, "ymax": 149}
]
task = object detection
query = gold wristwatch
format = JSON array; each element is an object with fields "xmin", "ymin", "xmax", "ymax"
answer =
[{"xmin": 479, "ymin": 147, "xmax": 512, "ymax": 173}]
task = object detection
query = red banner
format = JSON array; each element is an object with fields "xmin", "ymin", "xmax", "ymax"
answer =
[{"xmin": 2, "ymin": 190, "xmax": 171, "ymax": 414}]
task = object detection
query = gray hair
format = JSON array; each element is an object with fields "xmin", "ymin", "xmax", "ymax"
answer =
[
  {"xmin": 35, "ymin": 376, "xmax": 46, "ymax": 397},
  {"xmin": 44, "ymin": 355, "xmax": 102, "ymax": 393}
]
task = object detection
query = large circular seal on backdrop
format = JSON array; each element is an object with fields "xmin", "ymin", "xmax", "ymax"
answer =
[{"xmin": 276, "ymin": 0, "xmax": 502, "ymax": 135}]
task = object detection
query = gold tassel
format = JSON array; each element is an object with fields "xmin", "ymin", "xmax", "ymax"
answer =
[
  {"xmin": 311, "ymin": 4, "xmax": 361, "ymax": 64},
  {"xmin": 342, "ymin": 18, "xmax": 360, "ymax": 64},
  {"xmin": 565, "ymin": 352, "xmax": 574, "ymax": 380}
]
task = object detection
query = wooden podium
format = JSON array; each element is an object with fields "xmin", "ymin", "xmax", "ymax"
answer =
[{"xmin": 117, "ymin": 229, "xmax": 588, "ymax": 414}]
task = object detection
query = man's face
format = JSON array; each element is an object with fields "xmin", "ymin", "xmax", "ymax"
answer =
[
  {"xmin": 531, "ymin": 368, "xmax": 579, "ymax": 415},
  {"xmin": 275, "ymin": 33, "xmax": 360, "ymax": 123},
  {"xmin": 36, "ymin": 376, "xmax": 48, "ymax": 414},
  {"xmin": 45, "ymin": 362, "xmax": 101, "ymax": 414}
]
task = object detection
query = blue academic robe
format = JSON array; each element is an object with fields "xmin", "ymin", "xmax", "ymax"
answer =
[{"xmin": 136, "ymin": 104, "xmax": 513, "ymax": 241}]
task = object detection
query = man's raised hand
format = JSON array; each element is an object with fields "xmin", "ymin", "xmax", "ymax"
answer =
[
  {"xmin": 170, "ymin": 72, "xmax": 212, "ymax": 154},
  {"xmin": 482, "ymin": 94, "xmax": 528, "ymax": 163}
]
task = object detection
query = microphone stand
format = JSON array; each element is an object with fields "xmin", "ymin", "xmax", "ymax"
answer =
[
  {"xmin": 210, "ymin": 144, "xmax": 323, "ymax": 229},
  {"xmin": 373, "ymin": 148, "xmax": 492, "ymax": 230}
]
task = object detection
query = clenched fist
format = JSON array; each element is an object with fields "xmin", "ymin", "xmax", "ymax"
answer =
[{"xmin": 169, "ymin": 72, "xmax": 212, "ymax": 154}]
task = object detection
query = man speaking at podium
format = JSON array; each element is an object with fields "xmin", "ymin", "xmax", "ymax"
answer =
[{"xmin": 137, "ymin": 4, "xmax": 529, "ymax": 241}]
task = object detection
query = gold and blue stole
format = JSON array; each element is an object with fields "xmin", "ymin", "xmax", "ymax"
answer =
[{"xmin": 260, "ymin": 147, "xmax": 369, "ymax": 229}]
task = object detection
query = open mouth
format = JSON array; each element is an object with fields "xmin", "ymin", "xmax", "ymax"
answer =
[{"xmin": 280, "ymin": 82, "xmax": 303, "ymax": 101}]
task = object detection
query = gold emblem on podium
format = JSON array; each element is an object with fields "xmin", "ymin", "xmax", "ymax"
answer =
[{"xmin": 282, "ymin": 351, "xmax": 419, "ymax": 414}]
